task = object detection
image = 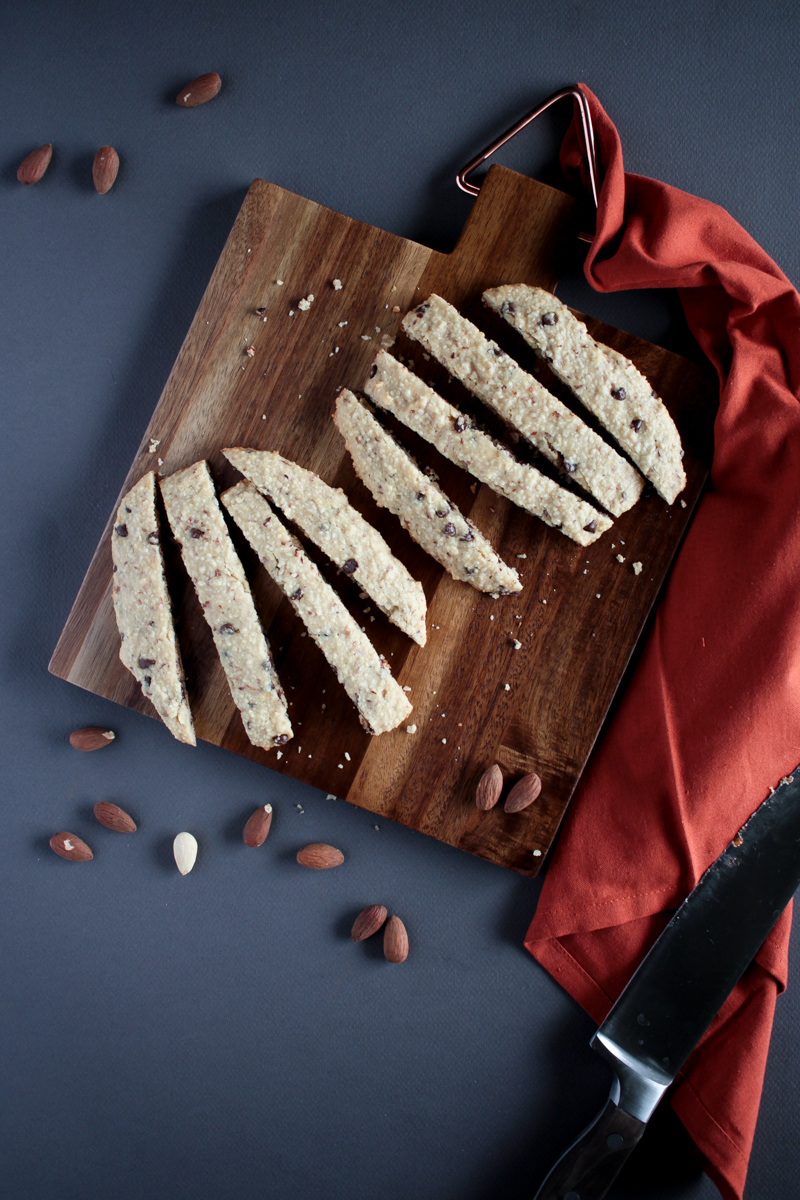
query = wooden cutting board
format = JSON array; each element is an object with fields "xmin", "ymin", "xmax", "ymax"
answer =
[{"xmin": 49, "ymin": 165, "xmax": 717, "ymax": 876}]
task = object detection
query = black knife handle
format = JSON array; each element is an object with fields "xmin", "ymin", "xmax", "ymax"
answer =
[{"xmin": 532, "ymin": 1094, "xmax": 646, "ymax": 1200}]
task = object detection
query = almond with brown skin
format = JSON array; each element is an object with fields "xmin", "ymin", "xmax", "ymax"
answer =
[
  {"xmin": 503, "ymin": 772, "xmax": 542, "ymax": 813},
  {"xmin": 50, "ymin": 832, "xmax": 93, "ymax": 862},
  {"xmin": 296, "ymin": 843, "xmax": 344, "ymax": 869},
  {"xmin": 383, "ymin": 915, "xmax": 409, "ymax": 963},
  {"xmin": 351, "ymin": 904, "xmax": 388, "ymax": 941},
  {"xmin": 93, "ymin": 801, "xmax": 137, "ymax": 833},
  {"xmin": 17, "ymin": 144, "xmax": 52, "ymax": 184},
  {"xmin": 475, "ymin": 763, "xmax": 503, "ymax": 810},
  {"xmin": 243, "ymin": 804, "xmax": 273, "ymax": 847},
  {"xmin": 69, "ymin": 726, "xmax": 116, "ymax": 751},
  {"xmin": 92, "ymin": 146, "xmax": 119, "ymax": 194},
  {"xmin": 176, "ymin": 72, "xmax": 222, "ymax": 107}
]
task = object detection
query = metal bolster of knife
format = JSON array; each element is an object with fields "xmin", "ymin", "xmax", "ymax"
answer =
[{"xmin": 590, "ymin": 1031, "xmax": 671, "ymax": 1123}]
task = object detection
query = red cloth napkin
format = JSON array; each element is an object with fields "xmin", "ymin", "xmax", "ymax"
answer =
[{"xmin": 525, "ymin": 83, "xmax": 800, "ymax": 1200}]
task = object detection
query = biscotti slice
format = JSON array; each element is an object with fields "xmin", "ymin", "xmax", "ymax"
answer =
[
  {"xmin": 223, "ymin": 447, "xmax": 427, "ymax": 646},
  {"xmin": 111, "ymin": 472, "xmax": 196, "ymax": 745},
  {"xmin": 334, "ymin": 389, "xmax": 521, "ymax": 595},
  {"xmin": 222, "ymin": 481, "xmax": 412, "ymax": 736},
  {"xmin": 483, "ymin": 285, "xmax": 686, "ymax": 504},
  {"xmin": 402, "ymin": 294, "xmax": 644, "ymax": 517},
  {"xmin": 364, "ymin": 349, "xmax": 612, "ymax": 547},
  {"xmin": 159, "ymin": 461, "xmax": 292, "ymax": 751}
]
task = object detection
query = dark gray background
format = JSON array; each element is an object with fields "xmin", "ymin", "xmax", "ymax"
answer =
[{"xmin": 3, "ymin": 3, "xmax": 798, "ymax": 1198}]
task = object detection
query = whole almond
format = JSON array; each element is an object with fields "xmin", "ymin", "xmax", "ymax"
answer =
[
  {"xmin": 70, "ymin": 726, "xmax": 116, "ymax": 751},
  {"xmin": 243, "ymin": 804, "xmax": 273, "ymax": 847},
  {"xmin": 50, "ymin": 831, "xmax": 93, "ymax": 862},
  {"xmin": 93, "ymin": 801, "xmax": 137, "ymax": 833},
  {"xmin": 92, "ymin": 146, "xmax": 119, "ymax": 194},
  {"xmin": 17, "ymin": 143, "xmax": 52, "ymax": 184},
  {"xmin": 176, "ymin": 72, "xmax": 222, "ymax": 107},
  {"xmin": 475, "ymin": 763, "xmax": 503, "ymax": 810},
  {"xmin": 351, "ymin": 904, "xmax": 388, "ymax": 941},
  {"xmin": 173, "ymin": 831, "xmax": 198, "ymax": 875},
  {"xmin": 296, "ymin": 843, "xmax": 344, "ymax": 869},
  {"xmin": 504, "ymin": 772, "xmax": 542, "ymax": 813},
  {"xmin": 383, "ymin": 915, "xmax": 409, "ymax": 964}
]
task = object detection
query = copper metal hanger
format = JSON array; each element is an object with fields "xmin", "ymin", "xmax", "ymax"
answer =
[{"xmin": 455, "ymin": 84, "xmax": 599, "ymax": 241}]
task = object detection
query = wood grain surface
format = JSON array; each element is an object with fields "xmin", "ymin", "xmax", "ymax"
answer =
[{"xmin": 49, "ymin": 165, "xmax": 717, "ymax": 875}]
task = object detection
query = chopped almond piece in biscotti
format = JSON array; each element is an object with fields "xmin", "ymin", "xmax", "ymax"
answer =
[
  {"xmin": 483, "ymin": 284, "xmax": 686, "ymax": 504},
  {"xmin": 333, "ymin": 389, "xmax": 521, "ymax": 595},
  {"xmin": 363, "ymin": 349, "xmax": 612, "ymax": 547},
  {"xmin": 402, "ymin": 294, "xmax": 644, "ymax": 517},
  {"xmin": 222, "ymin": 481, "xmax": 412, "ymax": 736},
  {"xmin": 111, "ymin": 471, "xmax": 196, "ymax": 745},
  {"xmin": 159, "ymin": 460, "xmax": 292, "ymax": 751},
  {"xmin": 223, "ymin": 447, "xmax": 427, "ymax": 646}
]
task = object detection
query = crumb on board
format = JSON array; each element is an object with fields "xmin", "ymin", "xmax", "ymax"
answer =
[
  {"xmin": 512, "ymin": 639, "xmax": 522, "ymax": 650},
  {"xmin": 332, "ymin": 278, "xmax": 343, "ymax": 290},
  {"xmin": 298, "ymin": 295, "xmax": 314, "ymax": 311},
  {"xmin": 633, "ymin": 562, "xmax": 643, "ymax": 575},
  {"xmin": 616, "ymin": 553, "xmax": 625, "ymax": 563},
  {"xmin": 406, "ymin": 724, "xmax": 417, "ymax": 734}
]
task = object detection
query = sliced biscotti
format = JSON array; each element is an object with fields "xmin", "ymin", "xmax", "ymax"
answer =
[
  {"xmin": 483, "ymin": 285, "xmax": 686, "ymax": 504},
  {"xmin": 223, "ymin": 447, "xmax": 427, "ymax": 646},
  {"xmin": 402, "ymin": 294, "xmax": 644, "ymax": 517},
  {"xmin": 363, "ymin": 349, "xmax": 612, "ymax": 547},
  {"xmin": 334, "ymin": 389, "xmax": 521, "ymax": 595},
  {"xmin": 222, "ymin": 481, "xmax": 412, "ymax": 736},
  {"xmin": 111, "ymin": 472, "xmax": 196, "ymax": 745},
  {"xmin": 159, "ymin": 460, "xmax": 292, "ymax": 751}
]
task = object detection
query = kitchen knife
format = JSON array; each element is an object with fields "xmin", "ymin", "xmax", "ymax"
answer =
[{"xmin": 532, "ymin": 766, "xmax": 800, "ymax": 1200}]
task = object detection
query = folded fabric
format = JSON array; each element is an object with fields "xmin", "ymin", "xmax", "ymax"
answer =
[{"xmin": 526, "ymin": 82, "xmax": 800, "ymax": 1200}]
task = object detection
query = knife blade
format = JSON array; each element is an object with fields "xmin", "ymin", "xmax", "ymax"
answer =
[{"xmin": 532, "ymin": 766, "xmax": 800, "ymax": 1200}]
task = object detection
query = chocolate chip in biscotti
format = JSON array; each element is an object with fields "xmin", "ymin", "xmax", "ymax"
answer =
[
  {"xmin": 342, "ymin": 558, "xmax": 358, "ymax": 574},
  {"xmin": 611, "ymin": 386, "xmax": 627, "ymax": 400}
]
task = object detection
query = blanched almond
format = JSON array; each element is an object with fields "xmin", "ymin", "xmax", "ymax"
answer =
[
  {"xmin": 173, "ymin": 831, "xmax": 198, "ymax": 875},
  {"xmin": 296, "ymin": 843, "xmax": 344, "ymax": 869}
]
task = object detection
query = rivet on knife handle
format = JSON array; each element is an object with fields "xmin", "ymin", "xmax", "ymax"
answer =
[{"xmin": 531, "ymin": 1093, "xmax": 646, "ymax": 1200}]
